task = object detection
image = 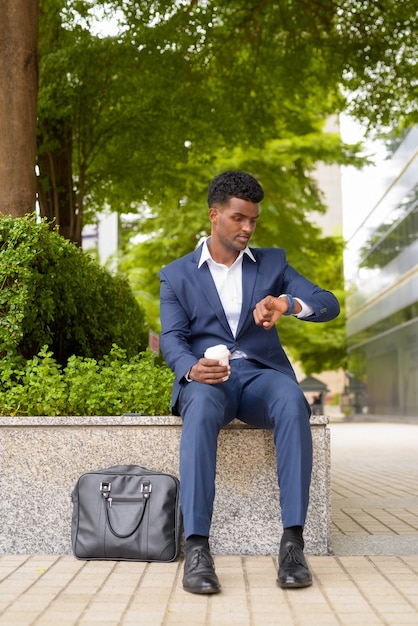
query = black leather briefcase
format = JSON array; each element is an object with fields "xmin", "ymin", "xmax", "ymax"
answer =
[{"xmin": 71, "ymin": 464, "xmax": 182, "ymax": 562}]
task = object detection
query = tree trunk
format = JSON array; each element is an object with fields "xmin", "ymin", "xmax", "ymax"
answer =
[
  {"xmin": 37, "ymin": 120, "xmax": 81, "ymax": 245},
  {"xmin": 0, "ymin": 0, "xmax": 38, "ymax": 217}
]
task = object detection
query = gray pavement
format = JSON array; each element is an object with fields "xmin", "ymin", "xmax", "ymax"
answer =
[{"xmin": 1, "ymin": 420, "xmax": 418, "ymax": 625}]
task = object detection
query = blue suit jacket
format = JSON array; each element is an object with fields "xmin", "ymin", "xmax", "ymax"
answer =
[{"xmin": 159, "ymin": 244, "xmax": 340, "ymax": 414}]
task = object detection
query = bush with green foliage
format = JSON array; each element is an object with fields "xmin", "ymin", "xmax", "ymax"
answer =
[
  {"xmin": 0, "ymin": 215, "xmax": 148, "ymax": 367},
  {"xmin": 0, "ymin": 346, "xmax": 174, "ymax": 417}
]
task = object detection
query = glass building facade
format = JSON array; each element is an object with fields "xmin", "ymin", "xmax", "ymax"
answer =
[{"xmin": 344, "ymin": 127, "xmax": 418, "ymax": 417}]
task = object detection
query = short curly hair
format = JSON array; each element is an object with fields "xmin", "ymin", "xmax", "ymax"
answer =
[{"xmin": 207, "ymin": 171, "xmax": 264, "ymax": 207}]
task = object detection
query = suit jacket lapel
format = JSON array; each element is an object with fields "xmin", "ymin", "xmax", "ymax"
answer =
[
  {"xmin": 196, "ymin": 260, "xmax": 233, "ymax": 336},
  {"xmin": 236, "ymin": 253, "xmax": 257, "ymax": 337}
]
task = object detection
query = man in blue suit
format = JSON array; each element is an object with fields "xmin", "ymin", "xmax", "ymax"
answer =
[{"xmin": 159, "ymin": 171, "xmax": 340, "ymax": 594}]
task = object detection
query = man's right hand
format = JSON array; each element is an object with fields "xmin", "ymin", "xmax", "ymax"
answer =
[{"xmin": 188, "ymin": 358, "xmax": 230, "ymax": 385}]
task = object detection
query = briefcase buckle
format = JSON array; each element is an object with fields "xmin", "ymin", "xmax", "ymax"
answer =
[
  {"xmin": 141, "ymin": 481, "xmax": 152, "ymax": 499},
  {"xmin": 100, "ymin": 482, "xmax": 112, "ymax": 498}
]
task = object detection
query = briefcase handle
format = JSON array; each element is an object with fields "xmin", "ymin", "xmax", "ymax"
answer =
[{"xmin": 101, "ymin": 480, "xmax": 152, "ymax": 539}]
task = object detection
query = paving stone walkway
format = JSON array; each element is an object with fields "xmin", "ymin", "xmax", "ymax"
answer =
[{"xmin": 331, "ymin": 421, "xmax": 418, "ymax": 556}]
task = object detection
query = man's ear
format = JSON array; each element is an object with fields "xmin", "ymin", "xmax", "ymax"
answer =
[{"xmin": 209, "ymin": 207, "xmax": 219, "ymax": 223}]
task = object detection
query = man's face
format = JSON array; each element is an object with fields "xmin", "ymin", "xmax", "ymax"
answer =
[{"xmin": 209, "ymin": 197, "xmax": 259, "ymax": 254}]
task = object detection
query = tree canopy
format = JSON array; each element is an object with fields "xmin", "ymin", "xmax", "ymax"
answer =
[
  {"xmin": 1, "ymin": 0, "xmax": 417, "ymax": 372},
  {"xmin": 34, "ymin": 0, "xmax": 418, "ymax": 241}
]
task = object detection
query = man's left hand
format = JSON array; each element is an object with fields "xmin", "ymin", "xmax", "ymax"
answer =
[{"xmin": 253, "ymin": 295, "xmax": 291, "ymax": 330}]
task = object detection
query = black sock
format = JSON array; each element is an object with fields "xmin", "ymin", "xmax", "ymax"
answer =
[
  {"xmin": 281, "ymin": 526, "xmax": 304, "ymax": 550},
  {"xmin": 185, "ymin": 535, "xmax": 209, "ymax": 550}
]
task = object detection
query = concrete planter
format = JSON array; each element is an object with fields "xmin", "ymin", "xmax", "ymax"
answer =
[{"xmin": 0, "ymin": 415, "xmax": 331, "ymax": 556}]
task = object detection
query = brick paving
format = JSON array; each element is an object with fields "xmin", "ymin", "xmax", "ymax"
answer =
[
  {"xmin": 331, "ymin": 421, "xmax": 418, "ymax": 557},
  {"xmin": 0, "ymin": 420, "xmax": 417, "ymax": 625}
]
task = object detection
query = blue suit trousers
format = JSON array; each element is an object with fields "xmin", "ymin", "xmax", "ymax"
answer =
[{"xmin": 177, "ymin": 358, "xmax": 313, "ymax": 539}]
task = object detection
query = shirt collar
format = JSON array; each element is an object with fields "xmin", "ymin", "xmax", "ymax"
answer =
[{"xmin": 198, "ymin": 237, "xmax": 256, "ymax": 268}]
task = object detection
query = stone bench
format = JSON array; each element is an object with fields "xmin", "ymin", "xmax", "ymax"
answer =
[{"xmin": 0, "ymin": 415, "xmax": 331, "ymax": 556}]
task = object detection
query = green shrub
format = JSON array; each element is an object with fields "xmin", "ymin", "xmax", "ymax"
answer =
[
  {"xmin": 0, "ymin": 215, "xmax": 148, "ymax": 366},
  {"xmin": 0, "ymin": 346, "xmax": 174, "ymax": 416}
]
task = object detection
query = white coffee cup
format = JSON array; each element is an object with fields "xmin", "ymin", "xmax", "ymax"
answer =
[{"xmin": 204, "ymin": 344, "xmax": 230, "ymax": 380}]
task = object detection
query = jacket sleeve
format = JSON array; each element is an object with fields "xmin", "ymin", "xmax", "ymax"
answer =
[
  {"xmin": 280, "ymin": 258, "xmax": 340, "ymax": 323},
  {"xmin": 159, "ymin": 269, "xmax": 198, "ymax": 380}
]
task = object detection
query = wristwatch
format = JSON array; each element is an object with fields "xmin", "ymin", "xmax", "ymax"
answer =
[{"xmin": 280, "ymin": 294, "xmax": 295, "ymax": 316}]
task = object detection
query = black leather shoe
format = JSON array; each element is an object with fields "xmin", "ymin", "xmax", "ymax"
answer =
[
  {"xmin": 182, "ymin": 545, "xmax": 221, "ymax": 594},
  {"xmin": 277, "ymin": 541, "xmax": 312, "ymax": 589}
]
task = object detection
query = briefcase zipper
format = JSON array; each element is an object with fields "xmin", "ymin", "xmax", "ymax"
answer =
[{"xmin": 107, "ymin": 496, "xmax": 144, "ymax": 508}]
